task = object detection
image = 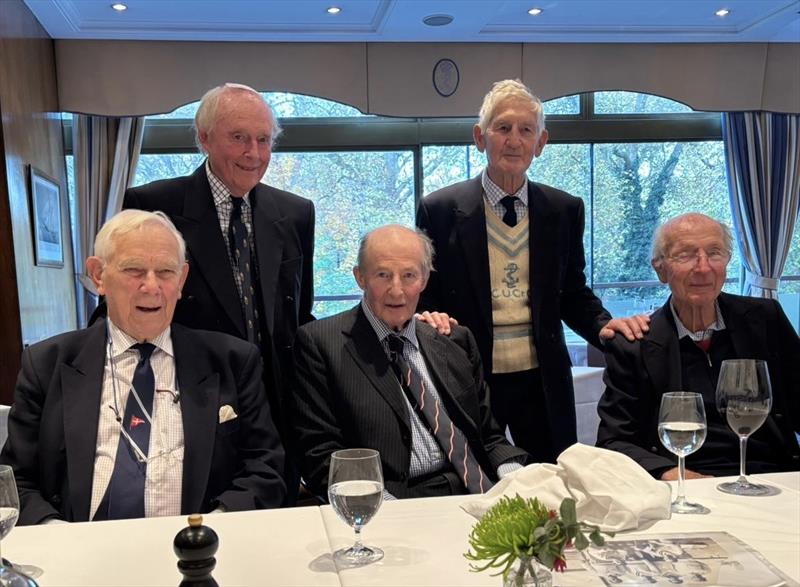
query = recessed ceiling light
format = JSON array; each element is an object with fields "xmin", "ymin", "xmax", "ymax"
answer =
[
  {"xmin": 111, "ymin": 2, "xmax": 127, "ymax": 11},
  {"xmin": 326, "ymin": 6, "xmax": 341, "ymax": 14},
  {"xmin": 715, "ymin": 8, "xmax": 730, "ymax": 17},
  {"xmin": 423, "ymin": 14, "xmax": 454, "ymax": 27},
  {"xmin": 528, "ymin": 8, "xmax": 543, "ymax": 16}
]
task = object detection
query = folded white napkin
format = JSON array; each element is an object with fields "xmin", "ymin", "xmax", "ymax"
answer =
[{"xmin": 461, "ymin": 444, "xmax": 671, "ymax": 532}]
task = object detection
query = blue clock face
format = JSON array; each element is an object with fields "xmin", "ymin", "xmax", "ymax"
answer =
[{"xmin": 433, "ymin": 58, "xmax": 460, "ymax": 98}]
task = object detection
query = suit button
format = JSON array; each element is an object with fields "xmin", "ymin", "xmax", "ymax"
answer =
[
  {"xmin": 51, "ymin": 495, "xmax": 61, "ymax": 505},
  {"xmin": 650, "ymin": 446, "xmax": 658, "ymax": 452},
  {"xmin": 285, "ymin": 295, "xmax": 294, "ymax": 303},
  {"xmin": 774, "ymin": 413, "xmax": 783, "ymax": 420},
  {"xmin": 450, "ymin": 289, "xmax": 456, "ymax": 296},
  {"xmin": 550, "ymin": 334, "xmax": 557, "ymax": 342}
]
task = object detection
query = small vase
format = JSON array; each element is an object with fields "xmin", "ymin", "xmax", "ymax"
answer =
[{"xmin": 502, "ymin": 556, "xmax": 553, "ymax": 587}]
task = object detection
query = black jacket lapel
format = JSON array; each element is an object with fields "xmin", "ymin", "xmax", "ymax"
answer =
[
  {"xmin": 252, "ymin": 185, "xmax": 284, "ymax": 341},
  {"xmin": 62, "ymin": 320, "xmax": 107, "ymax": 522}
]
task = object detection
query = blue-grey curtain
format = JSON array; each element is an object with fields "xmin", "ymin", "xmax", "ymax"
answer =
[
  {"xmin": 72, "ymin": 115, "xmax": 145, "ymax": 326},
  {"xmin": 723, "ymin": 112, "xmax": 800, "ymax": 299}
]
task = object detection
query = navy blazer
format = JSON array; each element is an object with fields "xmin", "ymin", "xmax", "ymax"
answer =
[
  {"xmin": 417, "ymin": 176, "xmax": 611, "ymax": 454},
  {"xmin": 597, "ymin": 293, "xmax": 800, "ymax": 476},
  {"xmin": 289, "ymin": 306, "xmax": 528, "ymax": 499},
  {"xmin": 1, "ymin": 320, "xmax": 286, "ymax": 525},
  {"xmin": 122, "ymin": 164, "xmax": 315, "ymax": 422}
]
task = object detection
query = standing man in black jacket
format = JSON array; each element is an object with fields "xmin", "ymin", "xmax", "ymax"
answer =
[
  {"xmin": 418, "ymin": 79, "xmax": 647, "ymax": 463},
  {"xmin": 122, "ymin": 83, "xmax": 315, "ymax": 497}
]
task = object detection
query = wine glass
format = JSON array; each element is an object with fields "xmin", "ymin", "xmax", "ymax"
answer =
[
  {"xmin": 0, "ymin": 466, "xmax": 38, "ymax": 587},
  {"xmin": 657, "ymin": 392, "xmax": 710, "ymax": 514},
  {"xmin": 715, "ymin": 359, "xmax": 778, "ymax": 496},
  {"xmin": 328, "ymin": 448, "xmax": 384, "ymax": 566}
]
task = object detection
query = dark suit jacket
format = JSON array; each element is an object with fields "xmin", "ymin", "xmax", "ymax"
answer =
[
  {"xmin": 121, "ymin": 164, "xmax": 315, "ymax": 424},
  {"xmin": 596, "ymin": 293, "xmax": 800, "ymax": 476},
  {"xmin": 417, "ymin": 176, "xmax": 611, "ymax": 453},
  {"xmin": 290, "ymin": 306, "xmax": 528, "ymax": 499},
  {"xmin": 0, "ymin": 320, "xmax": 286, "ymax": 526}
]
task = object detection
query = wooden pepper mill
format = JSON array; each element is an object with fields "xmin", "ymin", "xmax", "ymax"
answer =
[{"xmin": 173, "ymin": 514, "xmax": 219, "ymax": 587}]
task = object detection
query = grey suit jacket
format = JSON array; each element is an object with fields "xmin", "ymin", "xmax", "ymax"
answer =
[
  {"xmin": 1, "ymin": 320, "xmax": 286, "ymax": 525},
  {"xmin": 290, "ymin": 306, "xmax": 528, "ymax": 499}
]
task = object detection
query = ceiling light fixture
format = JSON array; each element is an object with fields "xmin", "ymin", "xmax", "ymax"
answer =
[
  {"xmin": 111, "ymin": 2, "xmax": 127, "ymax": 11},
  {"xmin": 528, "ymin": 8, "xmax": 543, "ymax": 16},
  {"xmin": 423, "ymin": 14, "xmax": 454, "ymax": 27},
  {"xmin": 326, "ymin": 6, "xmax": 341, "ymax": 14},
  {"xmin": 715, "ymin": 8, "xmax": 730, "ymax": 17}
]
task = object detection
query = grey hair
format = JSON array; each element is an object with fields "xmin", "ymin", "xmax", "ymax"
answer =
[
  {"xmin": 477, "ymin": 79, "xmax": 546, "ymax": 135},
  {"xmin": 356, "ymin": 225, "xmax": 435, "ymax": 278},
  {"xmin": 93, "ymin": 209, "xmax": 186, "ymax": 267},
  {"xmin": 651, "ymin": 213, "xmax": 734, "ymax": 268},
  {"xmin": 193, "ymin": 82, "xmax": 283, "ymax": 151}
]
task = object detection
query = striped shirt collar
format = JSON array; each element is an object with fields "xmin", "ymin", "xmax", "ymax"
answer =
[
  {"xmin": 481, "ymin": 168, "xmax": 528, "ymax": 207},
  {"xmin": 205, "ymin": 160, "xmax": 251, "ymax": 209},
  {"xmin": 360, "ymin": 299, "xmax": 419, "ymax": 351},
  {"xmin": 106, "ymin": 318, "xmax": 174, "ymax": 359},
  {"xmin": 669, "ymin": 298, "xmax": 726, "ymax": 342}
]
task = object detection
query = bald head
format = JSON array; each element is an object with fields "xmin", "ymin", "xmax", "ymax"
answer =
[{"xmin": 651, "ymin": 213, "xmax": 733, "ymax": 268}]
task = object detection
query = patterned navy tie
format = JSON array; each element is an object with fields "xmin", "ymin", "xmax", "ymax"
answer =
[
  {"xmin": 499, "ymin": 196, "xmax": 519, "ymax": 227},
  {"xmin": 387, "ymin": 334, "xmax": 492, "ymax": 494},
  {"xmin": 100, "ymin": 342, "xmax": 156, "ymax": 520},
  {"xmin": 229, "ymin": 196, "xmax": 259, "ymax": 345}
]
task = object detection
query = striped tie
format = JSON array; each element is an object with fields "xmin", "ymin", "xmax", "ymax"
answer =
[
  {"xmin": 387, "ymin": 334, "xmax": 492, "ymax": 494},
  {"xmin": 229, "ymin": 196, "xmax": 259, "ymax": 346}
]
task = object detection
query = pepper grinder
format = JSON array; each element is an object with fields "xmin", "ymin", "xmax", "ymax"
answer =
[{"xmin": 173, "ymin": 514, "xmax": 219, "ymax": 587}]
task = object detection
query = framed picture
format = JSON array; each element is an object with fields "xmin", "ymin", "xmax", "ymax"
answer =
[{"xmin": 28, "ymin": 166, "xmax": 64, "ymax": 268}]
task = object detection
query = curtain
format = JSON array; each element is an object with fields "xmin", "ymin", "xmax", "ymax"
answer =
[
  {"xmin": 723, "ymin": 112, "xmax": 800, "ymax": 299},
  {"xmin": 72, "ymin": 115, "xmax": 145, "ymax": 326}
]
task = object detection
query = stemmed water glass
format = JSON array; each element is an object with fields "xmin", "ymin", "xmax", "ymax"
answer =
[
  {"xmin": 328, "ymin": 448, "xmax": 384, "ymax": 567},
  {"xmin": 715, "ymin": 359, "xmax": 777, "ymax": 496},
  {"xmin": 658, "ymin": 392, "xmax": 710, "ymax": 514},
  {"xmin": 0, "ymin": 465, "xmax": 38, "ymax": 587}
]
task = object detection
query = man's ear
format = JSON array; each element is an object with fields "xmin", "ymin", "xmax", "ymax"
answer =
[
  {"xmin": 353, "ymin": 266, "xmax": 366, "ymax": 291},
  {"xmin": 473, "ymin": 124, "xmax": 486, "ymax": 153},
  {"xmin": 86, "ymin": 256, "xmax": 106, "ymax": 295},
  {"xmin": 652, "ymin": 259, "xmax": 668, "ymax": 284},
  {"xmin": 177, "ymin": 263, "xmax": 189, "ymax": 298},
  {"xmin": 534, "ymin": 128, "xmax": 549, "ymax": 157}
]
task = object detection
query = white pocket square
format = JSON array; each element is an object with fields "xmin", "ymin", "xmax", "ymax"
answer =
[{"xmin": 218, "ymin": 405, "xmax": 238, "ymax": 424}]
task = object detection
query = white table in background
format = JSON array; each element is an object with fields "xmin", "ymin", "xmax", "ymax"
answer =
[{"xmin": 571, "ymin": 366, "xmax": 605, "ymax": 445}]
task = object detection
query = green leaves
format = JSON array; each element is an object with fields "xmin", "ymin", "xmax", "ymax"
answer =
[{"xmin": 465, "ymin": 495, "xmax": 614, "ymax": 580}]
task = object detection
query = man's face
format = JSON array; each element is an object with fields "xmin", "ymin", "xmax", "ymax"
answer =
[
  {"xmin": 198, "ymin": 92, "xmax": 273, "ymax": 197},
  {"xmin": 474, "ymin": 98, "xmax": 548, "ymax": 184},
  {"xmin": 88, "ymin": 224, "xmax": 188, "ymax": 342},
  {"xmin": 654, "ymin": 219, "xmax": 729, "ymax": 310},
  {"xmin": 354, "ymin": 229, "xmax": 428, "ymax": 331}
]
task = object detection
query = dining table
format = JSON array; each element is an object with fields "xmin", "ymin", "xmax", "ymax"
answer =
[{"xmin": 3, "ymin": 471, "xmax": 798, "ymax": 586}]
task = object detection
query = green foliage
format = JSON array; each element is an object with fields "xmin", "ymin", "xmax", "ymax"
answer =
[{"xmin": 465, "ymin": 496, "xmax": 612, "ymax": 583}]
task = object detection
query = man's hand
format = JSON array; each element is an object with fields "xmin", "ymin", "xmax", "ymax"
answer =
[
  {"xmin": 599, "ymin": 314, "xmax": 651, "ymax": 342},
  {"xmin": 660, "ymin": 467, "xmax": 710, "ymax": 481},
  {"xmin": 415, "ymin": 311, "xmax": 458, "ymax": 335}
]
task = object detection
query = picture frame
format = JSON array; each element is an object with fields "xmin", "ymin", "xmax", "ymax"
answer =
[{"xmin": 28, "ymin": 165, "xmax": 64, "ymax": 268}]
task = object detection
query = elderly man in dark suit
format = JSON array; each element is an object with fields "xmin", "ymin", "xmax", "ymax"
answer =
[
  {"xmin": 291, "ymin": 225, "xmax": 529, "ymax": 500},
  {"xmin": 119, "ymin": 83, "xmax": 314, "ymax": 498},
  {"xmin": 597, "ymin": 213, "xmax": 800, "ymax": 479},
  {"xmin": 417, "ymin": 79, "xmax": 647, "ymax": 463},
  {"xmin": 1, "ymin": 210, "xmax": 285, "ymax": 525}
]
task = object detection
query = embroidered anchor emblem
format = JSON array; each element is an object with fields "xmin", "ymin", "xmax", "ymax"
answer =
[{"xmin": 503, "ymin": 262, "xmax": 519, "ymax": 289}]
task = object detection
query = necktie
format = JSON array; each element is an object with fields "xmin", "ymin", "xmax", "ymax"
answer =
[
  {"xmin": 499, "ymin": 196, "xmax": 518, "ymax": 227},
  {"xmin": 695, "ymin": 337, "xmax": 712, "ymax": 353},
  {"xmin": 229, "ymin": 197, "xmax": 259, "ymax": 345},
  {"xmin": 387, "ymin": 334, "xmax": 492, "ymax": 494},
  {"xmin": 100, "ymin": 342, "xmax": 156, "ymax": 520}
]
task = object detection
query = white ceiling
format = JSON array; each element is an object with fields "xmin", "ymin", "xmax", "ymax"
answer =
[{"xmin": 23, "ymin": 0, "xmax": 800, "ymax": 43}]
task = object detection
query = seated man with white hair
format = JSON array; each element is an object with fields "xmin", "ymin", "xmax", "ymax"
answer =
[
  {"xmin": 1, "ymin": 209, "xmax": 286, "ymax": 525},
  {"xmin": 597, "ymin": 213, "xmax": 799, "ymax": 479}
]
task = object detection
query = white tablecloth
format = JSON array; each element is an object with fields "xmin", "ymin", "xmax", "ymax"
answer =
[{"xmin": 5, "ymin": 472, "xmax": 798, "ymax": 586}]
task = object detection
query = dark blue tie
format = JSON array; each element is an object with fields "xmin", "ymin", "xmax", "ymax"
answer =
[
  {"xmin": 229, "ymin": 197, "xmax": 259, "ymax": 345},
  {"xmin": 98, "ymin": 342, "xmax": 156, "ymax": 520},
  {"xmin": 500, "ymin": 196, "xmax": 518, "ymax": 227}
]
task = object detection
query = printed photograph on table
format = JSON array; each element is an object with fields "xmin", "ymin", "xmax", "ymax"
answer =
[
  {"xmin": 568, "ymin": 532, "xmax": 798, "ymax": 587},
  {"xmin": 28, "ymin": 165, "xmax": 64, "ymax": 268}
]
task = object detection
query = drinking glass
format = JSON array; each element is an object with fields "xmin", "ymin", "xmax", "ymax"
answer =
[
  {"xmin": 658, "ymin": 392, "xmax": 710, "ymax": 514},
  {"xmin": 0, "ymin": 466, "xmax": 38, "ymax": 587},
  {"xmin": 328, "ymin": 448, "xmax": 384, "ymax": 566},
  {"xmin": 715, "ymin": 359, "xmax": 777, "ymax": 496}
]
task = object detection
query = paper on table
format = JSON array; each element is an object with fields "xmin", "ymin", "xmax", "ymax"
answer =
[{"xmin": 461, "ymin": 444, "xmax": 671, "ymax": 532}]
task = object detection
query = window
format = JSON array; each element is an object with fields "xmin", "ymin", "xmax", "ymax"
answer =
[{"xmin": 64, "ymin": 90, "xmax": 800, "ymax": 363}]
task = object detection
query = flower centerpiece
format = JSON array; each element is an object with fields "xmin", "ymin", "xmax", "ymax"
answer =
[{"xmin": 465, "ymin": 495, "xmax": 613, "ymax": 587}]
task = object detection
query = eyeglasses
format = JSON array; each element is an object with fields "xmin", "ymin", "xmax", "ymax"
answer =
[{"xmin": 666, "ymin": 249, "xmax": 730, "ymax": 267}]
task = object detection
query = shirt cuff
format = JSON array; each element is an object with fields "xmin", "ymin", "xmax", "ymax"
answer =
[
  {"xmin": 382, "ymin": 489, "xmax": 397, "ymax": 501},
  {"xmin": 497, "ymin": 461, "xmax": 525, "ymax": 479}
]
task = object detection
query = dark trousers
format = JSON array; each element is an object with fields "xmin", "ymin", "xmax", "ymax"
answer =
[
  {"xmin": 407, "ymin": 469, "xmax": 468, "ymax": 498},
  {"xmin": 486, "ymin": 368, "xmax": 556, "ymax": 464}
]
